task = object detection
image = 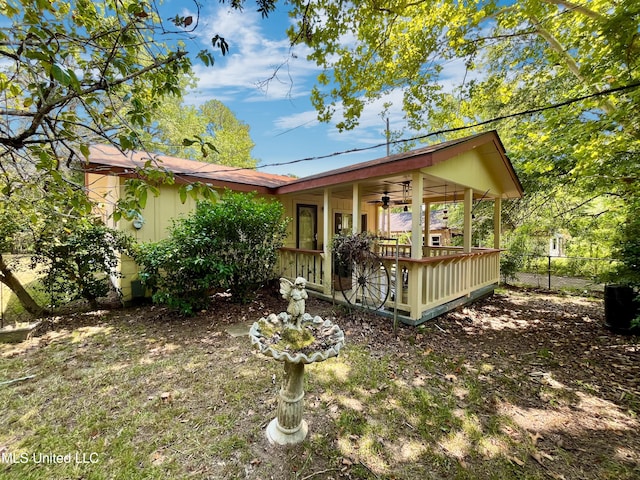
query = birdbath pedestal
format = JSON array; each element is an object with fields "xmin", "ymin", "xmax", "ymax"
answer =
[
  {"xmin": 249, "ymin": 277, "xmax": 345, "ymax": 445},
  {"xmin": 267, "ymin": 360, "xmax": 307, "ymax": 445}
]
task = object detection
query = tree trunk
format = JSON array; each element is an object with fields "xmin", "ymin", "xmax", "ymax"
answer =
[{"xmin": 0, "ymin": 255, "xmax": 46, "ymax": 318}]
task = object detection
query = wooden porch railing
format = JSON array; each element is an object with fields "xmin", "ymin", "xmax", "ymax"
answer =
[
  {"xmin": 376, "ymin": 243, "xmax": 482, "ymax": 259},
  {"xmin": 278, "ymin": 246, "xmax": 501, "ymax": 322},
  {"xmin": 380, "ymin": 248, "xmax": 501, "ymax": 319},
  {"xmin": 277, "ymin": 247, "xmax": 324, "ymax": 291}
]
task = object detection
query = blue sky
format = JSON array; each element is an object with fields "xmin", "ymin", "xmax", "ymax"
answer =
[{"xmin": 168, "ymin": 2, "xmax": 416, "ymax": 177}]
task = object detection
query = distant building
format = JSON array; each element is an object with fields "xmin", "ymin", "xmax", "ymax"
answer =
[
  {"xmin": 380, "ymin": 209, "xmax": 459, "ymax": 246},
  {"xmin": 549, "ymin": 233, "xmax": 566, "ymax": 257}
]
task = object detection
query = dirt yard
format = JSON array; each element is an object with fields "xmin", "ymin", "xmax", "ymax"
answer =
[{"xmin": 1, "ymin": 286, "xmax": 639, "ymax": 479}]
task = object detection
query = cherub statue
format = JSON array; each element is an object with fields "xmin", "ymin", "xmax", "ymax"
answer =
[{"xmin": 279, "ymin": 277, "xmax": 308, "ymax": 329}]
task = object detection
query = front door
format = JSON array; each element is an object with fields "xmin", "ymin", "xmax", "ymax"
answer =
[{"xmin": 297, "ymin": 204, "xmax": 317, "ymax": 249}]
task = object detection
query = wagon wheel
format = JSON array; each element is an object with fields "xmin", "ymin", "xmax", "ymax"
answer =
[{"xmin": 338, "ymin": 251, "xmax": 390, "ymax": 311}]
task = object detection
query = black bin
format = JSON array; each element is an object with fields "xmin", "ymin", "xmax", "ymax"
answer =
[{"xmin": 604, "ymin": 284, "xmax": 639, "ymax": 334}]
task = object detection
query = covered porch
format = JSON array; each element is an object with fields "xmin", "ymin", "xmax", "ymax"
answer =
[{"xmin": 275, "ymin": 131, "xmax": 523, "ymax": 325}]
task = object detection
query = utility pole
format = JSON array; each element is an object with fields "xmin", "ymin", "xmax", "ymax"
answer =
[{"xmin": 386, "ymin": 117, "xmax": 390, "ymax": 157}]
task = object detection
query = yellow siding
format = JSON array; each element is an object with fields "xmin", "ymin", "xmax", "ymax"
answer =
[
  {"xmin": 426, "ymin": 150, "xmax": 502, "ymax": 195},
  {"xmin": 86, "ymin": 173, "xmax": 119, "ymax": 228},
  {"xmin": 117, "ymin": 184, "xmax": 199, "ymax": 243},
  {"xmin": 113, "ymin": 184, "xmax": 205, "ymax": 298},
  {"xmin": 117, "ymin": 254, "xmax": 139, "ymax": 300}
]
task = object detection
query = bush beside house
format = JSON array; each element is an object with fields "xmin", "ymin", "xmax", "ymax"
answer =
[
  {"xmin": 135, "ymin": 192, "xmax": 288, "ymax": 314},
  {"xmin": 33, "ymin": 220, "xmax": 134, "ymax": 309}
]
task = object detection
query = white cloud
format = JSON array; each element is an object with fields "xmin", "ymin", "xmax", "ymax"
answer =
[
  {"xmin": 272, "ymin": 88, "xmax": 411, "ymax": 146},
  {"xmin": 190, "ymin": 6, "xmax": 319, "ymax": 102},
  {"xmin": 186, "ymin": 5, "xmax": 415, "ymax": 146},
  {"xmin": 273, "ymin": 110, "xmax": 319, "ymax": 130}
]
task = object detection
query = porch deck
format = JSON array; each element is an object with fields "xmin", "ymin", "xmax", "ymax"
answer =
[{"xmin": 277, "ymin": 246, "xmax": 501, "ymax": 326}]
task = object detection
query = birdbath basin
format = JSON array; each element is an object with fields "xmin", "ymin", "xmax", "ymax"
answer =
[{"xmin": 249, "ymin": 278, "xmax": 345, "ymax": 445}]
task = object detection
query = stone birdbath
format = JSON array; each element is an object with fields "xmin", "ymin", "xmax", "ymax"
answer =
[{"xmin": 249, "ymin": 277, "xmax": 345, "ymax": 445}]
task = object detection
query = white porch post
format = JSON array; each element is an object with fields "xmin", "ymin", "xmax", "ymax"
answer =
[
  {"xmin": 463, "ymin": 188, "xmax": 473, "ymax": 253},
  {"xmin": 352, "ymin": 182, "xmax": 361, "ymax": 233},
  {"xmin": 493, "ymin": 197, "xmax": 502, "ymax": 250},
  {"xmin": 409, "ymin": 172, "xmax": 424, "ymax": 320},
  {"xmin": 424, "ymin": 201, "xmax": 431, "ymax": 252},
  {"xmin": 411, "ymin": 174, "xmax": 423, "ymax": 258},
  {"xmin": 386, "ymin": 208, "xmax": 391, "ymax": 237},
  {"xmin": 323, "ymin": 187, "xmax": 332, "ymax": 295}
]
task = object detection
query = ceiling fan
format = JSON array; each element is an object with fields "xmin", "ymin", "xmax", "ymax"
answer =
[
  {"xmin": 367, "ymin": 191, "xmax": 392, "ymax": 209},
  {"xmin": 367, "ymin": 181, "xmax": 412, "ymax": 210}
]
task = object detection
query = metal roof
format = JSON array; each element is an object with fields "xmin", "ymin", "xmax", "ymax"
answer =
[
  {"xmin": 86, "ymin": 131, "xmax": 524, "ymax": 200},
  {"xmin": 87, "ymin": 144, "xmax": 293, "ymax": 192}
]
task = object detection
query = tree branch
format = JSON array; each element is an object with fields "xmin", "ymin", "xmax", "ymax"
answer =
[
  {"xmin": 541, "ymin": 0, "xmax": 606, "ymax": 22},
  {"xmin": 0, "ymin": 50, "xmax": 187, "ymax": 150}
]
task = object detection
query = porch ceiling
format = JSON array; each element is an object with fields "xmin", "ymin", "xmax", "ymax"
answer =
[{"xmin": 287, "ymin": 174, "xmax": 489, "ymax": 205}]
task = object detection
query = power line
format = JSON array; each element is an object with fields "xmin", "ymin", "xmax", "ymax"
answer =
[
  {"xmin": 100, "ymin": 80, "xmax": 640, "ymax": 181},
  {"xmin": 273, "ymin": 118, "xmax": 318, "ymax": 137},
  {"xmin": 252, "ymin": 80, "xmax": 640, "ymax": 171}
]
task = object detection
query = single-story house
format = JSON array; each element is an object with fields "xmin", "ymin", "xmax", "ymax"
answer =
[{"xmin": 85, "ymin": 130, "xmax": 523, "ymax": 325}]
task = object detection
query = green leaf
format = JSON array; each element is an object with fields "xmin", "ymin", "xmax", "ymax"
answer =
[
  {"xmin": 79, "ymin": 144, "xmax": 90, "ymax": 161},
  {"xmin": 138, "ymin": 188, "xmax": 148, "ymax": 209},
  {"xmin": 211, "ymin": 35, "xmax": 229, "ymax": 56},
  {"xmin": 197, "ymin": 49, "xmax": 215, "ymax": 66},
  {"xmin": 24, "ymin": 50, "xmax": 50, "ymax": 62},
  {"xmin": 51, "ymin": 63, "xmax": 72, "ymax": 86},
  {"xmin": 67, "ymin": 68, "xmax": 81, "ymax": 92}
]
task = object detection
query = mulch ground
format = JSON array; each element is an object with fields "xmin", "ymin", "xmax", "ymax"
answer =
[{"xmin": 4, "ymin": 285, "xmax": 639, "ymax": 479}]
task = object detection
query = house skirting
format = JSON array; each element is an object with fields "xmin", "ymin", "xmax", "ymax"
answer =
[{"xmin": 308, "ymin": 282, "xmax": 497, "ymax": 327}]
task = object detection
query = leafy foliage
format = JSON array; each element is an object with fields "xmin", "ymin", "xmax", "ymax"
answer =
[
  {"xmin": 33, "ymin": 220, "xmax": 134, "ymax": 308},
  {"xmin": 138, "ymin": 97, "xmax": 258, "ymax": 167},
  {"xmin": 287, "ymin": 0, "xmax": 640, "ymax": 259},
  {"xmin": 135, "ymin": 192, "xmax": 288, "ymax": 314},
  {"xmin": 0, "ymin": 170, "xmax": 97, "ymax": 315},
  {"xmin": 500, "ymin": 234, "xmax": 528, "ymax": 284},
  {"xmin": 608, "ymin": 198, "xmax": 640, "ymax": 287},
  {"xmin": 0, "ymin": 0, "xmax": 274, "ymax": 313}
]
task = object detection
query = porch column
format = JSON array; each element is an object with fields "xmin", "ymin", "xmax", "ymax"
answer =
[
  {"xmin": 463, "ymin": 188, "xmax": 473, "ymax": 253},
  {"xmin": 424, "ymin": 201, "xmax": 431, "ymax": 251},
  {"xmin": 409, "ymin": 172, "xmax": 424, "ymax": 320},
  {"xmin": 386, "ymin": 208, "xmax": 391, "ymax": 237},
  {"xmin": 493, "ymin": 197, "xmax": 502, "ymax": 250},
  {"xmin": 352, "ymin": 182, "xmax": 361, "ymax": 233},
  {"xmin": 323, "ymin": 187, "xmax": 332, "ymax": 295},
  {"xmin": 411, "ymin": 173, "xmax": 423, "ymax": 258}
]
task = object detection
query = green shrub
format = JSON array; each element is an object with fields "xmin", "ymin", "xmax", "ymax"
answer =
[
  {"xmin": 610, "ymin": 201, "xmax": 640, "ymax": 287},
  {"xmin": 136, "ymin": 191, "xmax": 288, "ymax": 314},
  {"xmin": 500, "ymin": 235, "xmax": 527, "ymax": 284},
  {"xmin": 33, "ymin": 220, "xmax": 133, "ymax": 308}
]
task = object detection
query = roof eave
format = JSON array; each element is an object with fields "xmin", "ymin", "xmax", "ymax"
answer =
[{"xmin": 85, "ymin": 163, "xmax": 279, "ymax": 195}]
